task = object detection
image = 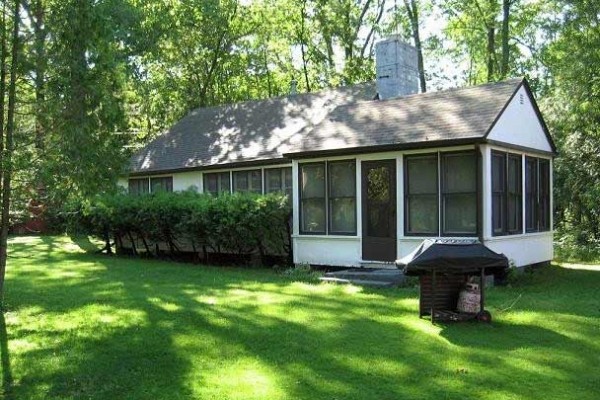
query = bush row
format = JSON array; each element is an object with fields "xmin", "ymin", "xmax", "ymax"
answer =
[{"xmin": 65, "ymin": 191, "xmax": 292, "ymax": 264}]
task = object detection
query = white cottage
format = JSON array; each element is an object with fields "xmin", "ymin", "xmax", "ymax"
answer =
[{"xmin": 122, "ymin": 39, "xmax": 555, "ymax": 268}]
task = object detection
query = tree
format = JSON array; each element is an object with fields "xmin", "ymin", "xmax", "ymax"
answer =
[
  {"xmin": 404, "ymin": 0, "xmax": 427, "ymax": 92},
  {"xmin": 542, "ymin": 0, "xmax": 600, "ymax": 246},
  {"xmin": 0, "ymin": 0, "xmax": 21, "ymax": 300}
]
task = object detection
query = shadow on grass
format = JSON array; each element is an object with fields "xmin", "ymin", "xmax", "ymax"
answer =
[
  {"xmin": 5, "ymin": 236, "xmax": 600, "ymax": 400},
  {"xmin": 0, "ymin": 311, "xmax": 13, "ymax": 400},
  {"xmin": 67, "ymin": 235, "xmax": 102, "ymax": 253}
]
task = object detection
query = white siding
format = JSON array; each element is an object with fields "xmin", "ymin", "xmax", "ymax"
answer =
[
  {"xmin": 480, "ymin": 144, "xmax": 553, "ymax": 266},
  {"xmin": 293, "ymin": 236, "xmax": 361, "ymax": 267},
  {"xmin": 485, "ymin": 232, "xmax": 553, "ymax": 267},
  {"xmin": 293, "ymin": 144, "xmax": 554, "ymax": 268},
  {"xmin": 487, "ymin": 86, "xmax": 553, "ymax": 153},
  {"xmin": 293, "ymin": 146, "xmax": 476, "ymax": 267}
]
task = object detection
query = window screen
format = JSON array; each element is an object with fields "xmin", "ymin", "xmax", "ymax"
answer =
[
  {"xmin": 300, "ymin": 163, "xmax": 326, "ymax": 233},
  {"xmin": 150, "ymin": 177, "xmax": 173, "ymax": 193},
  {"xmin": 441, "ymin": 152, "xmax": 477, "ymax": 235},
  {"xmin": 328, "ymin": 161, "xmax": 356, "ymax": 234},
  {"xmin": 129, "ymin": 178, "xmax": 149, "ymax": 195},
  {"xmin": 405, "ymin": 154, "xmax": 438, "ymax": 235}
]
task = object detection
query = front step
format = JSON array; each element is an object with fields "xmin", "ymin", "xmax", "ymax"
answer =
[
  {"xmin": 319, "ymin": 277, "xmax": 397, "ymax": 288},
  {"xmin": 360, "ymin": 261, "xmax": 397, "ymax": 270},
  {"xmin": 320, "ymin": 268, "xmax": 405, "ymax": 288}
]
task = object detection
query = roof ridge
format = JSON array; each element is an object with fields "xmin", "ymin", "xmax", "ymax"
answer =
[
  {"xmin": 374, "ymin": 77, "xmax": 524, "ymax": 103},
  {"xmin": 184, "ymin": 81, "xmax": 377, "ymax": 114}
]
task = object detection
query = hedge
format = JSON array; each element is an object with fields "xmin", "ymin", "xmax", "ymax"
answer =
[{"xmin": 65, "ymin": 191, "xmax": 292, "ymax": 264}]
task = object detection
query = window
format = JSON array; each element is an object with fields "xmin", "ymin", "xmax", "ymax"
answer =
[
  {"xmin": 405, "ymin": 154, "xmax": 438, "ymax": 235},
  {"xmin": 507, "ymin": 154, "xmax": 523, "ymax": 233},
  {"xmin": 150, "ymin": 177, "xmax": 173, "ymax": 193},
  {"xmin": 525, "ymin": 157, "xmax": 538, "ymax": 232},
  {"xmin": 129, "ymin": 178, "xmax": 149, "ymax": 196},
  {"xmin": 539, "ymin": 159, "xmax": 551, "ymax": 231},
  {"xmin": 491, "ymin": 152, "xmax": 506, "ymax": 235},
  {"xmin": 265, "ymin": 167, "xmax": 292, "ymax": 198},
  {"xmin": 299, "ymin": 160, "xmax": 356, "ymax": 235},
  {"xmin": 233, "ymin": 169, "xmax": 262, "ymax": 194},
  {"xmin": 441, "ymin": 152, "xmax": 477, "ymax": 235},
  {"xmin": 405, "ymin": 151, "xmax": 478, "ymax": 236},
  {"xmin": 328, "ymin": 161, "xmax": 356, "ymax": 234},
  {"xmin": 203, "ymin": 172, "xmax": 231, "ymax": 196},
  {"xmin": 492, "ymin": 151, "xmax": 522, "ymax": 236},
  {"xmin": 300, "ymin": 163, "xmax": 326, "ymax": 234},
  {"xmin": 526, "ymin": 157, "xmax": 551, "ymax": 232},
  {"xmin": 128, "ymin": 177, "xmax": 173, "ymax": 195}
]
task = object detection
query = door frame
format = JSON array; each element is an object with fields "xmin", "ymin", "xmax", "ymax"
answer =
[{"xmin": 361, "ymin": 159, "xmax": 397, "ymax": 262}]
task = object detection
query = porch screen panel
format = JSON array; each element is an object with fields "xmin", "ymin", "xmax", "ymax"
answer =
[
  {"xmin": 283, "ymin": 168, "xmax": 293, "ymax": 198},
  {"xmin": 150, "ymin": 177, "xmax": 173, "ymax": 193},
  {"xmin": 204, "ymin": 172, "xmax": 230, "ymax": 196},
  {"xmin": 234, "ymin": 170, "xmax": 262, "ymax": 194},
  {"xmin": 300, "ymin": 163, "xmax": 326, "ymax": 234},
  {"xmin": 129, "ymin": 178, "xmax": 149, "ymax": 195},
  {"xmin": 525, "ymin": 157, "xmax": 539, "ymax": 232},
  {"xmin": 233, "ymin": 171, "xmax": 248, "ymax": 192},
  {"xmin": 265, "ymin": 167, "xmax": 292, "ymax": 198},
  {"xmin": 328, "ymin": 160, "xmax": 356, "ymax": 234},
  {"xmin": 539, "ymin": 159, "xmax": 551, "ymax": 231},
  {"xmin": 507, "ymin": 154, "xmax": 523, "ymax": 233},
  {"xmin": 219, "ymin": 172, "xmax": 231, "ymax": 194},
  {"xmin": 442, "ymin": 152, "xmax": 477, "ymax": 235},
  {"xmin": 405, "ymin": 154, "xmax": 438, "ymax": 235},
  {"xmin": 265, "ymin": 168, "xmax": 282, "ymax": 193},
  {"xmin": 491, "ymin": 152, "xmax": 506, "ymax": 235}
]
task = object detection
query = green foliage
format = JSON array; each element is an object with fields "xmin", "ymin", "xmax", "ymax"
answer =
[
  {"xmin": 280, "ymin": 262, "xmax": 321, "ymax": 282},
  {"xmin": 542, "ymin": 0, "xmax": 600, "ymax": 255},
  {"xmin": 65, "ymin": 191, "xmax": 291, "ymax": 263}
]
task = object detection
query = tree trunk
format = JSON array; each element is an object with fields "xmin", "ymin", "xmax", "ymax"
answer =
[
  {"xmin": 299, "ymin": 0, "xmax": 311, "ymax": 92},
  {"xmin": 486, "ymin": 25, "xmax": 495, "ymax": 82},
  {"xmin": 0, "ymin": 1, "xmax": 7, "ymax": 196},
  {"xmin": 486, "ymin": 0, "xmax": 496, "ymax": 82},
  {"xmin": 360, "ymin": 0, "xmax": 386, "ymax": 59},
  {"xmin": 404, "ymin": 0, "xmax": 426, "ymax": 92},
  {"xmin": 500, "ymin": 0, "xmax": 510, "ymax": 78},
  {"xmin": 0, "ymin": 0, "xmax": 21, "ymax": 301},
  {"xmin": 27, "ymin": 0, "xmax": 47, "ymax": 151}
]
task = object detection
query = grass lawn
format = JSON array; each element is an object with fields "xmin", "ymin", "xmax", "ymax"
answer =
[{"xmin": 1, "ymin": 236, "xmax": 599, "ymax": 400}]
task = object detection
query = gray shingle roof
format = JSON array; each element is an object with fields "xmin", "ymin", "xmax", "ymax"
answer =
[
  {"xmin": 129, "ymin": 82, "xmax": 377, "ymax": 174},
  {"xmin": 285, "ymin": 78, "xmax": 523, "ymax": 156},
  {"xmin": 129, "ymin": 78, "xmax": 525, "ymax": 174}
]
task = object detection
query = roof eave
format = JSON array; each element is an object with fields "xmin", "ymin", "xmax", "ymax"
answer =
[
  {"xmin": 127, "ymin": 157, "xmax": 290, "ymax": 177},
  {"xmin": 283, "ymin": 137, "xmax": 486, "ymax": 159}
]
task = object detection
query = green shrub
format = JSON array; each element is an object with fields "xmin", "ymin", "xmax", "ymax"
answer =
[
  {"xmin": 64, "ymin": 191, "xmax": 291, "ymax": 264},
  {"xmin": 554, "ymin": 227, "xmax": 600, "ymax": 262}
]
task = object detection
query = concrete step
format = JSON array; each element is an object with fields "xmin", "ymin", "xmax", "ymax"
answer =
[
  {"xmin": 360, "ymin": 261, "xmax": 397, "ymax": 270},
  {"xmin": 320, "ymin": 268, "xmax": 405, "ymax": 287},
  {"xmin": 319, "ymin": 277, "xmax": 397, "ymax": 288}
]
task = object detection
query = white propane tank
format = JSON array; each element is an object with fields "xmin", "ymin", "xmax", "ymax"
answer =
[{"xmin": 457, "ymin": 281, "xmax": 481, "ymax": 313}]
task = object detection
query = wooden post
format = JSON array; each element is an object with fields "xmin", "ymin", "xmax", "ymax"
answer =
[
  {"xmin": 431, "ymin": 270, "xmax": 436, "ymax": 323},
  {"xmin": 480, "ymin": 268, "xmax": 486, "ymax": 313}
]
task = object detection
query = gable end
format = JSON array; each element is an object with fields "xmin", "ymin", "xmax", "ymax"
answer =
[{"xmin": 484, "ymin": 78, "xmax": 557, "ymax": 155}]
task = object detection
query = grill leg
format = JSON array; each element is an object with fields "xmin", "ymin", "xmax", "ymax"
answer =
[{"xmin": 431, "ymin": 270, "xmax": 436, "ymax": 323}]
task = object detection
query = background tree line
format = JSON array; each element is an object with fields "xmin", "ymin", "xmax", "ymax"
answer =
[{"xmin": 0, "ymin": 0, "xmax": 598, "ymax": 293}]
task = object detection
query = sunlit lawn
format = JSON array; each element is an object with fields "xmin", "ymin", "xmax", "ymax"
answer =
[{"xmin": 1, "ymin": 236, "xmax": 599, "ymax": 400}]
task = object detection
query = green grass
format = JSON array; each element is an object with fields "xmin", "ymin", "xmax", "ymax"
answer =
[{"xmin": 1, "ymin": 236, "xmax": 599, "ymax": 400}]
